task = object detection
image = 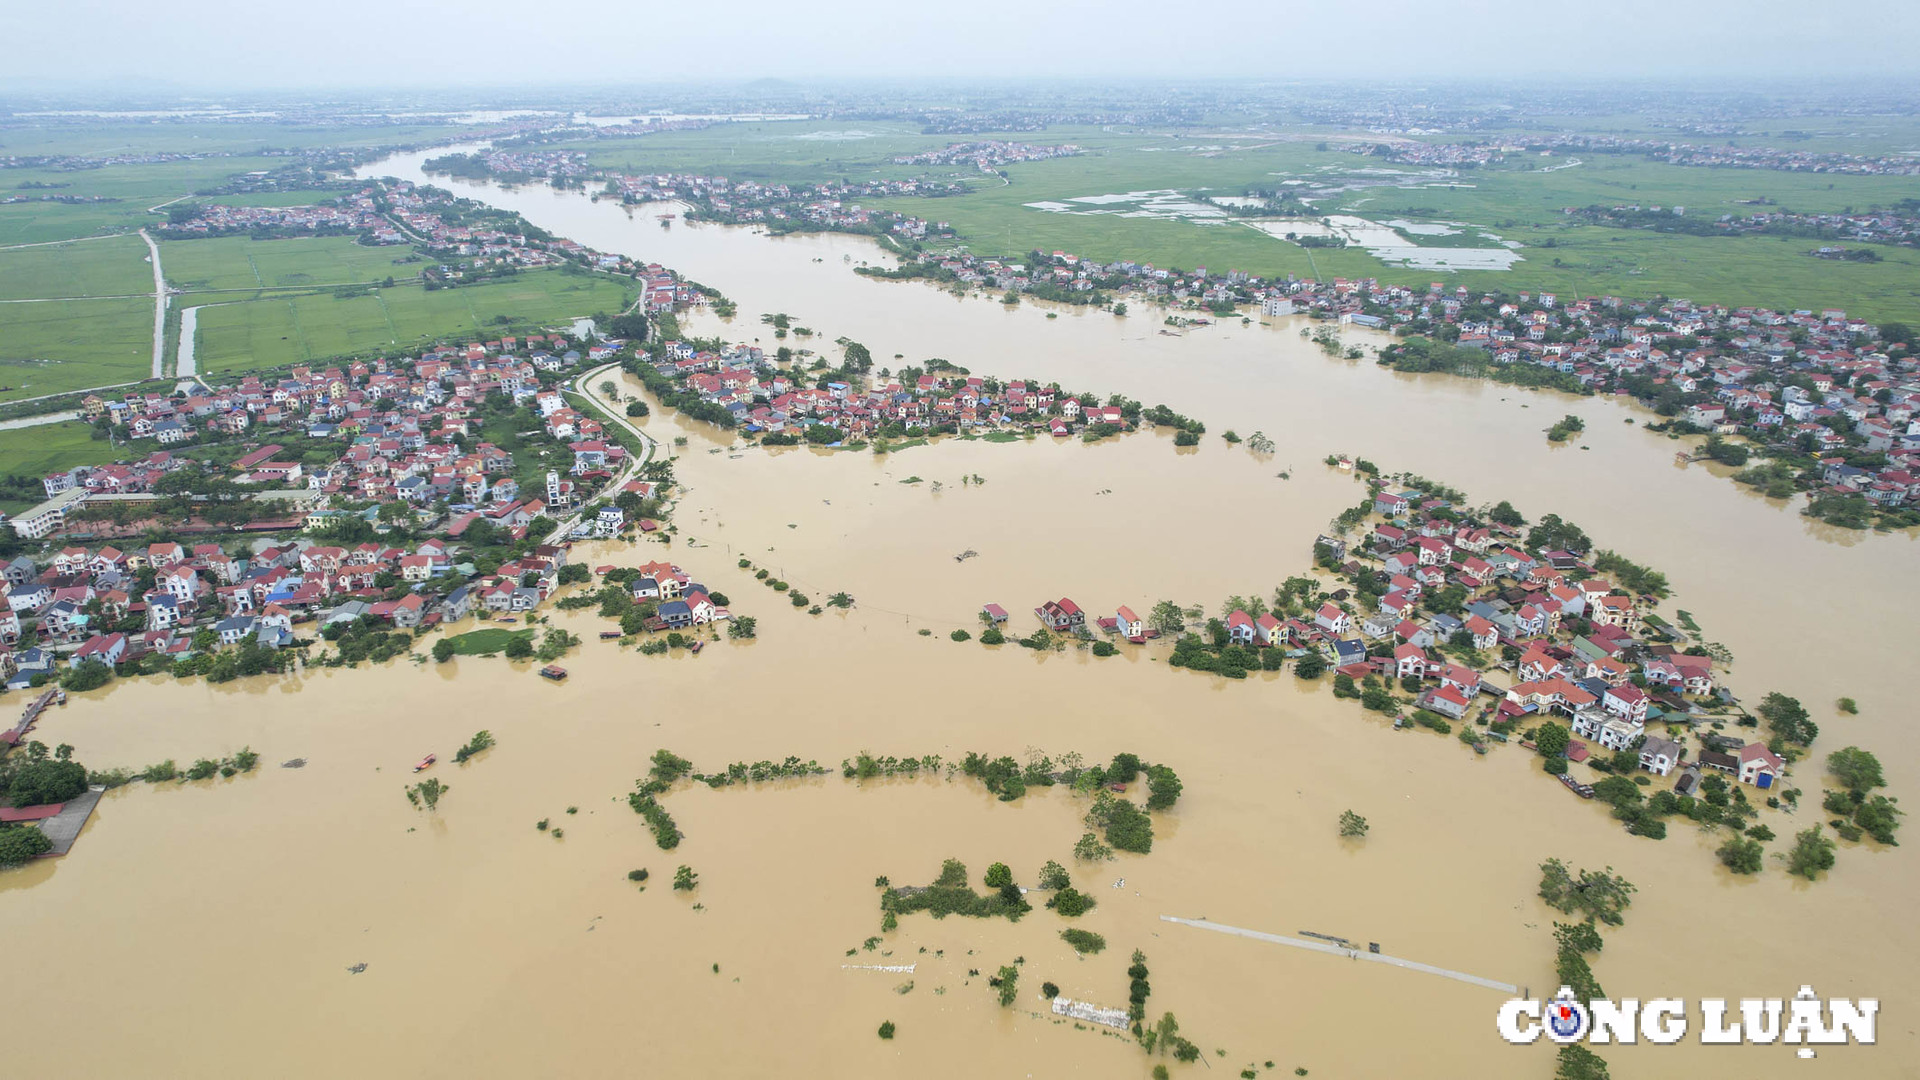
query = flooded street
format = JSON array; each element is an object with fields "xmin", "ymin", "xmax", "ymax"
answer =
[{"xmin": 0, "ymin": 147, "xmax": 1910, "ymax": 1078}]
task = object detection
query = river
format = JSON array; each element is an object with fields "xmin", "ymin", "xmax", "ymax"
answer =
[{"xmin": 0, "ymin": 145, "xmax": 1910, "ymax": 1079}]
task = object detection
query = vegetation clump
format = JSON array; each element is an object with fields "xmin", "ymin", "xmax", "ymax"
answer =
[
  {"xmin": 881, "ymin": 858, "xmax": 1032, "ymax": 927},
  {"xmin": 453, "ymin": 730, "xmax": 495, "ymax": 764},
  {"xmin": 1061, "ymin": 928, "xmax": 1107, "ymax": 954}
]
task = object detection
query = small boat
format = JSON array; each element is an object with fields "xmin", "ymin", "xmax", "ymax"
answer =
[
  {"xmin": 540, "ymin": 665, "xmax": 568, "ymax": 681},
  {"xmin": 599, "ymin": 631, "xmax": 622, "ymax": 640},
  {"xmin": 689, "ymin": 640, "xmax": 704, "ymax": 654},
  {"xmin": 497, "ymin": 616, "xmax": 517, "ymax": 624},
  {"xmin": 414, "ymin": 754, "xmax": 436, "ymax": 772}
]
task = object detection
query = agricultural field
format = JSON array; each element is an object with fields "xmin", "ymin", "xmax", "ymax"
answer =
[
  {"xmin": 162, "ymin": 235, "xmax": 425, "ymax": 293},
  {"xmin": 563, "ymin": 117, "xmax": 1920, "ymax": 318},
  {"xmin": 0, "ymin": 297, "xmax": 153, "ymax": 401},
  {"xmin": 0, "ymin": 119, "xmax": 471, "ymax": 245},
  {"xmin": 188, "ymin": 269, "xmax": 633, "ymax": 374},
  {"xmin": 0, "ymin": 232, "xmax": 153, "ymax": 300},
  {"xmin": 0, "ymin": 421, "xmax": 126, "ymax": 514}
]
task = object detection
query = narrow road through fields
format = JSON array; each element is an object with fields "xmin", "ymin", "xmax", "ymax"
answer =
[{"xmin": 138, "ymin": 228, "xmax": 167, "ymax": 378}]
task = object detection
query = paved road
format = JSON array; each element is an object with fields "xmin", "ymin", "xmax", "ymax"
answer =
[
  {"xmin": 1160, "ymin": 915, "xmax": 1522, "ymax": 994},
  {"xmin": 544, "ymin": 361, "xmax": 660, "ymax": 544},
  {"xmin": 138, "ymin": 228, "xmax": 167, "ymax": 378}
]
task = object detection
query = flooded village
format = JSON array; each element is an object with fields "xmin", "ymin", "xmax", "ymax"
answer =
[{"xmin": 0, "ymin": 141, "xmax": 1915, "ymax": 1080}]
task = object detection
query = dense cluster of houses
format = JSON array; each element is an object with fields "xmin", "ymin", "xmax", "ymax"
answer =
[
  {"xmin": 987, "ymin": 484, "xmax": 1787, "ymax": 797},
  {"xmin": 444, "ymin": 151, "xmax": 961, "ymax": 239},
  {"xmin": 1309, "ymin": 489, "xmax": 1784, "ymax": 792},
  {"xmin": 921, "ymin": 248, "xmax": 1917, "ymax": 510},
  {"xmin": 1565, "ymin": 203, "xmax": 1918, "ymax": 249},
  {"xmin": 1357, "ymin": 134, "xmax": 1920, "ymax": 177},
  {"xmin": 8, "ymin": 335, "xmax": 645, "ymax": 545},
  {"xmin": 648, "ymin": 340, "xmax": 1130, "ymax": 439},
  {"xmin": 889, "ymin": 141, "xmax": 1083, "ymax": 170},
  {"xmin": 0, "ymin": 534, "xmax": 566, "ymax": 686},
  {"xmin": 159, "ymin": 199, "xmax": 402, "ymax": 241},
  {"xmin": 0, "ymin": 538, "xmax": 733, "ymax": 690}
]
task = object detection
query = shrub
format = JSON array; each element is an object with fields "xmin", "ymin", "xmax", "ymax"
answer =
[
  {"xmin": 1047, "ymin": 887, "xmax": 1096, "ymax": 917},
  {"xmin": 628, "ymin": 868, "xmax": 649, "ymax": 882},
  {"xmin": 1061, "ymin": 928, "xmax": 1106, "ymax": 954},
  {"xmin": 980, "ymin": 628, "xmax": 1005, "ymax": 645},
  {"xmin": 1090, "ymin": 640, "xmax": 1116, "ymax": 656},
  {"xmin": 673, "ymin": 865, "xmax": 698, "ymax": 891},
  {"xmin": 1041, "ymin": 981, "xmax": 1060, "ymax": 999},
  {"xmin": 950, "ymin": 629, "xmax": 971, "ymax": 642},
  {"xmin": 877, "ymin": 1020, "xmax": 895, "ymax": 1040}
]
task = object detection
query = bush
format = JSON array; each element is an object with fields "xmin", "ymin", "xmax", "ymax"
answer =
[
  {"xmin": 950, "ymin": 629, "xmax": 971, "ymax": 642},
  {"xmin": 628, "ymin": 868, "xmax": 649, "ymax": 882},
  {"xmin": 980, "ymin": 628, "xmax": 1005, "ymax": 645},
  {"xmin": 1061, "ymin": 928, "xmax": 1106, "ymax": 954},
  {"xmin": 673, "ymin": 865, "xmax": 698, "ymax": 891},
  {"xmin": 1037, "ymin": 860, "xmax": 1071, "ymax": 890},
  {"xmin": 1047, "ymin": 887, "xmax": 1096, "ymax": 917},
  {"xmin": 504, "ymin": 635, "xmax": 534, "ymax": 659},
  {"xmin": 1717, "ymin": 837, "xmax": 1764, "ymax": 874},
  {"xmin": 1090, "ymin": 640, "xmax": 1116, "ymax": 656},
  {"xmin": 1041, "ymin": 981, "xmax": 1060, "ymax": 999},
  {"xmin": 877, "ymin": 1020, "xmax": 895, "ymax": 1040},
  {"xmin": 0, "ymin": 824, "xmax": 54, "ymax": 866}
]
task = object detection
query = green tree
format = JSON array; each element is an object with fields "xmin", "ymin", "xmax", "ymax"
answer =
[
  {"xmin": 1786, "ymin": 826, "xmax": 1836, "ymax": 880},
  {"xmin": 994, "ymin": 964, "xmax": 1019, "ymax": 1006},
  {"xmin": 1293, "ymin": 652, "xmax": 1327, "ymax": 679},
  {"xmin": 0, "ymin": 824, "xmax": 54, "ymax": 866},
  {"xmin": 1555, "ymin": 1043, "xmax": 1611, "ymax": 1080},
  {"xmin": 1827, "ymin": 746, "xmax": 1884, "ymax": 792},
  {"xmin": 504, "ymin": 634, "xmax": 534, "ymax": 659},
  {"xmin": 1537, "ymin": 859, "xmax": 1636, "ymax": 925},
  {"xmin": 1534, "ymin": 722, "xmax": 1571, "ymax": 758},
  {"xmin": 1148, "ymin": 600, "xmax": 1185, "ymax": 635},
  {"xmin": 1717, "ymin": 837, "xmax": 1764, "ymax": 874},
  {"xmin": 674, "ymin": 865, "xmax": 699, "ymax": 891},
  {"xmin": 1037, "ymin": 860, "xmax": 1071, "ymax": 890},
  {"xmin": 1144, "ymin": 765, "xmax": 1183, "ymax": 811},
  {"xmin": 1338, "ymin": 810, "xmax": 1369, "ymax": 838},
  {"xmin": 727, "ymin": 615, "xmax": 757, "ymax": 639},
  {"xmin": 1852, "ymin": 796, "xmax": 1903, "ymax": 844},
  {"xmin": 983, "ymin": 862, "xmax": 1013, "ymax": 889},
  {"xmin": 1757, "ymin": 692, "xmax": 1819, "ymax": 746},
  {"xmin": 432, "ymin": 638, "xmax": 456, "ymax": 663}
]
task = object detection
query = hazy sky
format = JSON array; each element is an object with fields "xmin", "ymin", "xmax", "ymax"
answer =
[{"xmin": 9, "ymin": 0, "xmax": 1917, "ymax": 90}]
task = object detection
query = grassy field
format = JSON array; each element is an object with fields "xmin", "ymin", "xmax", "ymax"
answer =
[
  {"xmin": 443, "ymin": 627, "xmax": 535, "ymax": 655},
  {"xmin": 0, "ymin": 233, "xmax": 153, "ymax": 300},
  {"xmin": 0, "ymin": 297, "xmax": 153, "ymax": 400},
  {"xmin": 190, "ymin": 269, "xmax": 633, "ymax": 374},
  {"xmin": 163, "ymin": 236, "xmax": 425, "ymax": 293},
  {"xmin": 0, "ymin": 421, "xmax": 127, "ymax": 511}
]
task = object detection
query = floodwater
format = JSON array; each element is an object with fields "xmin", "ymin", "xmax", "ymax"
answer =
[{"xmin": 1, "ymin": 147, "xmax": 1913, "ymax": 1078}]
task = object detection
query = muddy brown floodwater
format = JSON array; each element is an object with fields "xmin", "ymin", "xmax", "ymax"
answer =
[{"xmin": 0, "ymin": 148, "xmax": 1909, "ymax": 1079}]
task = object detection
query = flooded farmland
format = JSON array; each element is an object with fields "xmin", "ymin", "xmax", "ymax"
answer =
[{"xmin": 0, "ymin": 147, "xmax": 1911, "ymax": 1079}]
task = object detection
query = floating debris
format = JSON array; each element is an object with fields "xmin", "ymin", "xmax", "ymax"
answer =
[
  {"xmin": 1052, "ymin": 996, "xmax": 1129, "ymax": 1029},
  {"xmin": 1110, "ymin": 878, "xmax": 1126, "ymax": 889},
  {"xmin": 346, "ymin": 963, "xmax": 367, "ymax": 974},
  {"xmin": 954, "ymin": 549, "xmax": 979, "ymax": 562},
  {"xmin": 842, "ymin": 963, "xmax": 917, "ymax": 973},
  {"xmin": 281, "ymin": 758, "xmax": 307, "ymax": 769}
]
